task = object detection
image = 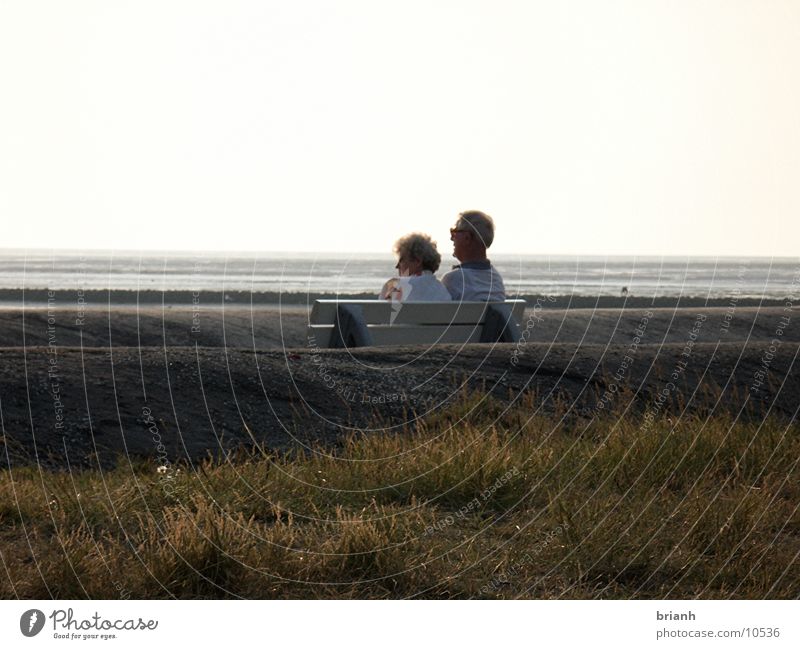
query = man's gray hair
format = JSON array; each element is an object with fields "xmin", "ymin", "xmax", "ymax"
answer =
[
  {"xmin": 458, "ymin": 210, "xmax": 495, "ymax": 248},
  {"xmin": 393, "ymin": 232, "xmax": 442, "ymax": 272}
]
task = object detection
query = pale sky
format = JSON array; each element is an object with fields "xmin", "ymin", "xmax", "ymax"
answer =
[{"xmin": 1, "ymin": 1, "xmax": 798, "ymax": 256}]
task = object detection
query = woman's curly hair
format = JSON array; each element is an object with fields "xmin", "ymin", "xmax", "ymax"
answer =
[{"xmin": 393, "ymin": 232, "xmax": 442, "ymax": 272}]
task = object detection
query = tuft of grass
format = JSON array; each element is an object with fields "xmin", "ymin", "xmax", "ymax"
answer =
[{"xmin": 0, "ymin": 387, "xmax": 798, "ymax": 598}]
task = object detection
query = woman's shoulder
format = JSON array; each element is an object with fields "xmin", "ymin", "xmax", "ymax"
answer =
[
  {"xmin": 410, "ymin": 271, "xmax": 446, "ymax": 285},
  {"xmin": 406, "ymin": 272, "xmax": 451, "ymax": 301}
]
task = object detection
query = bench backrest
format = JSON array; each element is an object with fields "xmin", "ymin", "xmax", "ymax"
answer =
[{"xmin": 308, "ymin": 299, "xmax": 526, "ymax": 348}]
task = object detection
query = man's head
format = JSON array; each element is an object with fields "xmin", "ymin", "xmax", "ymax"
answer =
[{"xmin": 449, "ymin": 210, "xmax": 495, "ymax": 262}]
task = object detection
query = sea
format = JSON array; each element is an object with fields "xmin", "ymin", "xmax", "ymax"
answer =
[{"xmin": 0, "ymin": 249, "xmax": 797, "ymax": 299}]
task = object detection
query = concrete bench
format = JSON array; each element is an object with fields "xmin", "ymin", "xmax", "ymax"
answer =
[{"xmin": 307, "ymin": 299, "xmax": 526, "ymax": 348}]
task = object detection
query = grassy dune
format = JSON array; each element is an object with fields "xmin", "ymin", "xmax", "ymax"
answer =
[{"xmin": 1, "ymin": 390, "xmax": 798, "ymax": 599}]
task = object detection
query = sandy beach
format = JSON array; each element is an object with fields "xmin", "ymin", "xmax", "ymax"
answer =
[{"xmin": 0, "ymin": 296, "xmax": 796, "ymax": 468}]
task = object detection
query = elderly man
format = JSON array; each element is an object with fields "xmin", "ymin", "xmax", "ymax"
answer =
[{"xmin": 441, "ymin": 210, "xmax": 506, "ymax": 301}]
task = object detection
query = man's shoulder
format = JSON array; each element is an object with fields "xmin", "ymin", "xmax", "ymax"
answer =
[{"xmin": 489, "ymin": 264, "xmax": 505, "ymax": 280}]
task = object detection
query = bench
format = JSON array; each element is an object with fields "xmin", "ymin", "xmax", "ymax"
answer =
[{"xmin": 307, "ymin": 299, "xmax": 526, "ymax": 348}]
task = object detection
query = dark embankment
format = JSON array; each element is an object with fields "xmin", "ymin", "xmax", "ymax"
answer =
[{"xmin": 1, "ymin": 341, "xmax": 797, "ymax": 468}]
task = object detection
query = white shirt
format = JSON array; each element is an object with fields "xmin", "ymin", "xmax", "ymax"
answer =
[
  {"xmin": 379, "ymin": 270, "xmax": 452, "ymax": 302},
  {"xmin": 441, "ymin": 261, "xmax": 506, "ymax": 302}
]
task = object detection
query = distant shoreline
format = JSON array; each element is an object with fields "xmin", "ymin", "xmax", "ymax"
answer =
[{"xmin": 0, "ymin": 288, "xmax": 790, "ymax": 309}]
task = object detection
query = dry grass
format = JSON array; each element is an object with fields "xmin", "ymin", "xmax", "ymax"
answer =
[{"xmin": 1, "ymin": 389, "xmax": 798, "ymax": 598}]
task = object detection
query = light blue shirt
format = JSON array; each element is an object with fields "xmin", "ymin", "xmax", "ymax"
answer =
[{"xmin": 441, "ymin": 260, "xmax": 506, "ymax": 301}]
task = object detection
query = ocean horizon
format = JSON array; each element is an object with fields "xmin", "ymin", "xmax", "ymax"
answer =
[{"xmin": 0, "ymin": 249, "xmax": 797, "ymax": 299}]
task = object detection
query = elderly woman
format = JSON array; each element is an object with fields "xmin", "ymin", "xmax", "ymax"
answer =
[{"xmin": 379, "ymin": 233, "xmax": 452, "ymax": 302}]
